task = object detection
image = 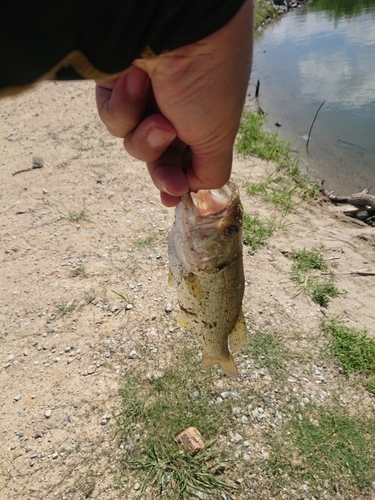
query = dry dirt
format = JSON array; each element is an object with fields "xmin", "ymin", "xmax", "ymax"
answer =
[{"xmin": 1, "ymin": 81, "xmax": 375, "ymax": 499}]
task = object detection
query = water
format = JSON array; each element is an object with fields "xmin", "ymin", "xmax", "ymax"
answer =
[{"xmin": 251, "ymin": 0, "xmax": 375, "ymax": 194}]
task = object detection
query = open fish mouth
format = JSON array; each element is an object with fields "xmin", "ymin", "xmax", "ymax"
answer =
[
  {"xmin": 190, "ymin": 182, "xmax": 239, "ymax": 218},
  {"xmin": 175, "ymin": 182, "xmax": 242, "ymax": 274}
]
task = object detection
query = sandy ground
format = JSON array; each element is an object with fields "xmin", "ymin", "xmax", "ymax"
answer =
[{"xmin": 1, "ymin": 81, "xmax": 375, "ymax": 499}]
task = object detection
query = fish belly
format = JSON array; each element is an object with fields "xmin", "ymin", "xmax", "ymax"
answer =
[{"xmin": 170, "ymin": 253, "xmax": 246, "ymax": 377}]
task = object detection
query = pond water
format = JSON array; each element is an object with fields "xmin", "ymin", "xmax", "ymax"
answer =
[{"xmin": 251, "ymin": 0, "xmax": 375, "ymax": 194}]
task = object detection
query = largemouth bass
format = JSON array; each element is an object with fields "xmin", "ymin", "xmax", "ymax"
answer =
[{"xmin": 168, "ymin": 181, "xmax": 246, "ymax": 377}]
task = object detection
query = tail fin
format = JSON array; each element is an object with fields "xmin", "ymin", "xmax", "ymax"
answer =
[{"xmin": 201, "ymin": 351, "xmax": 239, "ymax": 378}]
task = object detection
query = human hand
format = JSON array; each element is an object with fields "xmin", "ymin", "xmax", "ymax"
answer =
[{"xmin": 96, "ymin": 0, "xmax": 253, "ymax": 207}]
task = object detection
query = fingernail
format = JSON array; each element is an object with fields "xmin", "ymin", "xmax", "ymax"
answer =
[
  {"xmin": 147, "ymin": 127, "xmax": 176, "ymax": 149},
  {"xmin": 126, "ymin": 67, "xmax": 148, "ymax": 96}
]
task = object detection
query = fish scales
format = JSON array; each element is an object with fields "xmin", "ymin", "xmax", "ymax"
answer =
[{"xmin": 168, "ymin": 181, "xmax": 247, "ymax": 377}]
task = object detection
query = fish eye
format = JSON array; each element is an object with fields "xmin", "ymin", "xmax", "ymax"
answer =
[{"xmin": 223, "ymin": 224, "xmax": 239, "ymax": 237}]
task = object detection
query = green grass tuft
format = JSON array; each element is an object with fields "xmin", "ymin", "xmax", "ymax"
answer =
[
  {"xmin": 134, "ymin": 234, "xmax": 157, "ymax": 248},
  {"xmin": 116, "ymin": 351, "xmax": 236, "ymax": 498},
  {"xmin": 242, "ymin": 213, "xmax": 277, "ymax": 249},
  {"xmin": 243, "ymin": 176, "xmax": 301, "ymax": 215},
  {"xmin": 237, "ymin": 111, "xmax": 294, "ymax": 166},
  {"xmin": 290, "ymin": 247, "xmax": 328, "ymax": 273},
  {"xmin": 277, "ymin": 405, "xmax": 375, "ymax": 489},
  {"xmin": 254, "ymin": 0, "xmax": 279, "ymax": 26},
  {"xmin": 245, "ymin": 330, "xmax": 288, "ymax": 378},
  {"xmin": 365, "ymin": 377, "xmax": 375, "ymax": 394},
  {"xmin": 128, "ymin": 443, "xmax": 236, "ymax": 500},
  {"xmin": 55, "ymin": 300, "xmax": 76, "ymax": 315},
  {"xmin": 311, "ymin": 282, "xmax": 341, "ymax": 308},
  {"xmin": 69, "ymin": 266, "xmax": 87, "ymax": 278},
  {"xmin": 237, "ymin": 110, "xmax": 320, "ymax": 249},
  {"xmin": 322, "ymin": 317, "xmax": 375, "ymax": 387},
  {"xmin": 290, "ymin": 247, "xmax": 343, "ymax": 307},
  {"xmin": 65, "ymin": 209, "xmax": 88, "ymax": 222},
  {"xmin": 237, "ymin": 110, "xmax": 315, "ymax": 190}
]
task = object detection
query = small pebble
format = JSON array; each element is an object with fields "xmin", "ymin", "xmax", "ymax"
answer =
[
  {"xmin": 45, "ymin": 409, "xmax": 52, "ymax": 419},
  {"xmin": 189, "ymin": 391, "xmax": 200, "ymax": 400},
  {"xmin": 230, "ymin": 432, "xmax": 242, "ymax": 443},
  {"xmin": 221, "ymin": 392, "xmax": 231, "ymax": 399},
  {"xmin": 13, "ymin": 395, "xmax": 21, "ymax": 402},
  {"xmin": 87, "ymin": 365, "xmax": 96, "ymax": 375}
]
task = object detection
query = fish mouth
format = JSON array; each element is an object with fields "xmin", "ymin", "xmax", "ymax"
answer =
[
  {"xmin": 174, "ymin": 182, "xmax": 242, "ymax": 274},
  {"xmin": 190, "ymin": 182, "xmax": 239, "ymax": 219}
]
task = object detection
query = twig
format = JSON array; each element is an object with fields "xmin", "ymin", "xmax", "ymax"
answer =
[
  {"xmin": 306, "ymin": 100, "xmax": 325, "ymax": 156},
  {"xmin": 337, "ymin": 139, "xmax": 365, "ymax": 152},
  {"xmin": 12, "ymin": 167, "xmax": 33, "ymax": 176},
  {"xmin": 67, "ymin": 351, "xmax": 88, "ymax": 364},
  {"xmin": 12, "ymin": 157, "xmax": 44, "ymax": 176},
  {"xmin": 321, "ymin": 270, "xmax": 375, "ymax": 276},
  {"xmin": 0, "ymin": 201, "xmax": 20, "ymax": 214},
  {"xmin": 255, "ymin": 79, "xmax": 260, "ymax": 98}
]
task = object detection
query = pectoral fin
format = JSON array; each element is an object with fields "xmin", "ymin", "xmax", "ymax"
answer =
[
  {"xmin": 201, "ymin": 351, "xmax": 239, "ymax": 378},
  {"xmin": 183, "ymin": 274, "xmax": 201, "ymax": 301},
  {"xmin": 177, "ymin": 314, "xmax": 191, "ymax": 329},
  {"xmin": 228, "ymin": 310, "xmax": 247, "ymax": 352}
]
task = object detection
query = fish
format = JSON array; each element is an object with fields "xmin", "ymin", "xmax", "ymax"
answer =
[{"xmin": 168, "ymin": 181, "xmax": 246, "ymax": 377}]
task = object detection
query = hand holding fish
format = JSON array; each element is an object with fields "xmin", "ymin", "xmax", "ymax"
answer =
[{"xmin": 95, "ymin": 0, "xmax": 253, "ymax": 206}]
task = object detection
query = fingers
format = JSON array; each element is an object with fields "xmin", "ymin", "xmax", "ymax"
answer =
[
  {"xmin": 123, "ymin": 113, "xmax": 177, "ymax": 162},
  {"xmin": 160, "ymin": 192, "xmax": 182, "ymax": 207},
  {"xmin": 125, "ymin": 117, "xmax": 189, "ymax": 205},
  {"xmin": 96, "ymin": 68, "xmax": 188, "ymax": 206},
  {"xmin": 95, "ymin": 66, "xmax": 150, "ymax": 137},
  {"xmin": 186, "ymin": 148, "xmax": 233, "ymax": 193},
  {"xmin": 146, "ymin": 147, "xmax": 189, "ymax": 197}
]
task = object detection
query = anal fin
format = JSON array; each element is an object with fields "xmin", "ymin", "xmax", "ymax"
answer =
[
  {"xmin": 228, "ymin": 310, "xmax": 247, "ymax": 352},
  {"xmin": 201, "ymin": 351, "xmax": 239, "ymax": 378}
]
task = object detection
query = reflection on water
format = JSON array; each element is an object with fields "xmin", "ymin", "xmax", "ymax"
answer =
[
  {"xmin": 309, "ymin": 0, "xmax": 375, "ymax": 19},
  {"xmin": 251, "ymin": 0, "xmax": 375, "ymax": 193}
]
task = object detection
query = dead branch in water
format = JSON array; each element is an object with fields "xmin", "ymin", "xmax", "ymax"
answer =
[
  {"xmin": 317, "ymin": 179, "xmax": 375, "ymax": 210},
  {"xmin": 306, "ymin": 100, "xmax": 325, "ymax": 156}
]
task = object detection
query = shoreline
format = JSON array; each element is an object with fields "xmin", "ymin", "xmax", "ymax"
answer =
[{"xmin": 255, "ymin": 0, "xmax": 312, "ymax": 28}]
